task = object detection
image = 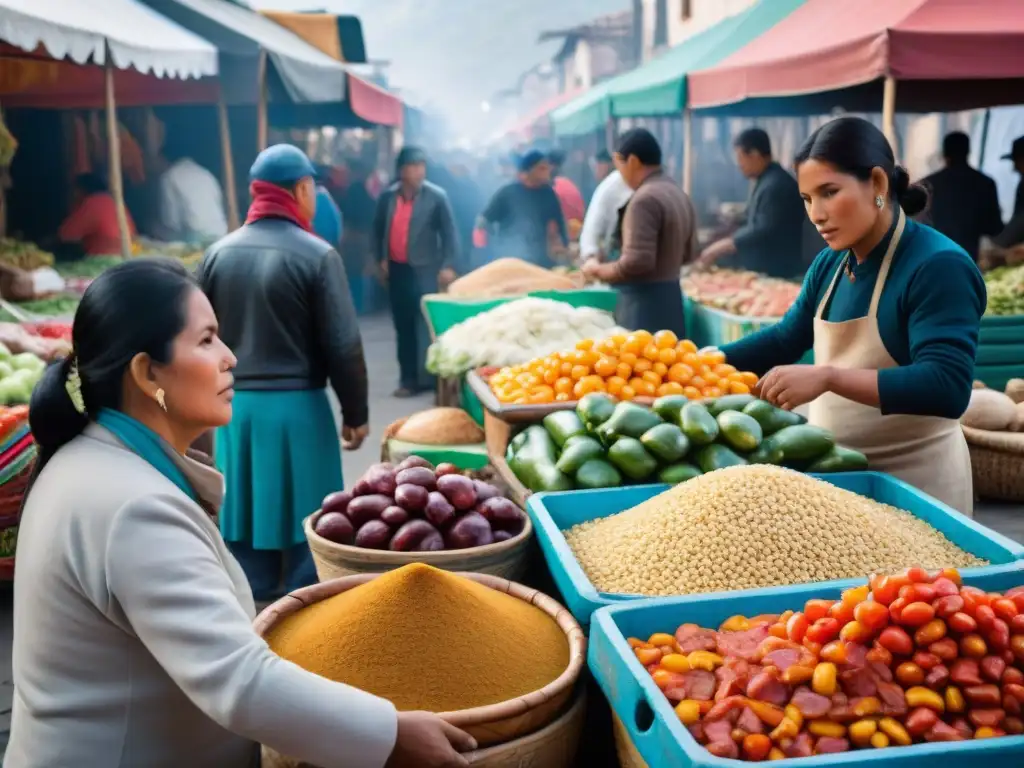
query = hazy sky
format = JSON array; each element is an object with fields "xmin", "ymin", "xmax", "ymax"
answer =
[{"xmin": 252, "ymin": 0, "xmax": 630, "ymax": 136}]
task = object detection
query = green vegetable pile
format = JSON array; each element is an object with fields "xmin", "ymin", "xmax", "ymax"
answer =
[
  {"xmin": 55, "ymin": 256, "xmax": 125, "ymax": 280},
  {"xmin": 13, "ymin": 296, "xmax": 80, "ymax": 318},
  {"xmin": 0, "ymin": 343, "xmax": 46, "ymax": 404},
  {"xmin": 506, "ymin": 393, "xmax": 868, "ymax": 493},
  {"xmin": 984, "ymin": 264, "xmax": 1024, "ymax": 317}
]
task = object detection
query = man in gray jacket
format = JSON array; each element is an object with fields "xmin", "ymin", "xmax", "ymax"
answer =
[{"xmin": 373, "ymin": 147, "xmax": 460, "ymax": 397}]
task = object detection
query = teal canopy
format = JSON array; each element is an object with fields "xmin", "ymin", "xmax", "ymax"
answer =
[{"xmin": 551, "ymin": 0, "xmax": 805, "ymax": 137}]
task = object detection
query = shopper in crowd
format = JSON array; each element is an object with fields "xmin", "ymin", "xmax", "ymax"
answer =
[
  {"xmin": 548, "ymin": 149, "xmax": 586, "ymax": 233},
  {"xmin": 438, "ymin": 153, "xmax": 484, "ymax": 275},
  {"xmin": 918, "ymin": 131, "xmax": 1003, "ymax": 262},
  {"xmin": 372, "ymin": 146, "xmax": 460, "ymax": 398},
  {"xmin": 991, "ymin": 135, "xmax": 1024, "ymax": 250},
  {"xmin": 581, "ymin": 128, "xmax": 696, "ymax": 336},
  {"xmin": 594, "ymin": 149, "xmax": 614, "ymax": 185},
  {"xmin": 698, "ymin": 127, "xmax": 812, "ymax": 278},
  {"xmin": 473, "ymin": 150, "xmax": 568, "ymax": 268},
  {"xmin": 156, "ymin": 136, "xmax": 230, "ymax": 245},
  {"xmin": 8, "ymin": 258, "xmax": 474, "ymax": 768},
  {"xmin": 578, "ymin": 167, "xmax": 633, "ymax": 263},
  {"xmin": 339, "ymin": 159, "xmax": 378, "ymax": 308},
  {"xmin": 722, "ymin": 117, "xmax": 984, "ymax": 516},
  {"xmin": 312, "ymin": 165, "xmax": 344, "ymax": 250},
  {"xmin": 196, "ymin": 145, "xmax": 369, "ymax": 601},
  {"xmin": 56, "ymin": 172, "xmax": 135, "ymax": 259}
]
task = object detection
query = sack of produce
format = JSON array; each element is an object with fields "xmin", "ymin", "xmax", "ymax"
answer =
[
  {"xmin": 447, "ymin": 258, "xmax": 577, "ymax": 298},
  {"xmin": 393, "ymin": 407, "xmax": 484, "ymax": 445},
  {"xmin": 961, "ymin": 388, "xmax": 1017, "ymax": 431}
]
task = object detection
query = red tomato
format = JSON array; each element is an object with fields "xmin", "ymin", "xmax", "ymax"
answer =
[
  {"xmin": 804, "ymin": 599, "xmax": 835, "ymax": 623},
  {"xmin": 854, "ymin": 600, "xmax": 890, "ymax": 631},
  {"xmin": 878, "ymin": 626, "xmax": 914, "ymax": 656},
  {"xmin": 806, "ymin": 618, "xmax": 841, "ymax": 644}
]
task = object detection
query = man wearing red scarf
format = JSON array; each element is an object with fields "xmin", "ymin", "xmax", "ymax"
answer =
[{"xmin": 195, "ymin": 144, "xmax": 369, "ymax": 602}]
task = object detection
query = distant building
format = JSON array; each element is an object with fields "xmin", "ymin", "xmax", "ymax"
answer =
[{"xmin": 641, "ymin": 0, "xmax": 757, "ymax": 60}]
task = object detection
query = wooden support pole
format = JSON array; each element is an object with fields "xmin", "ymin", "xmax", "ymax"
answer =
[
  {"xmin": 682, "ymin": 108, "xmax": 693, "ymax": 195},
  {"xmin": 605, "ymin": 116, "xmax": 616, "ymax": 152},
  {"xmin": 256, "ymin": 50, "xmax": 268, "ymax": 151},
  {"xmin": 217, "ymin": 93, "xmax": 240, "ymax": 230},
  {"xmin": 104, "ymin": 56, "xmax": 131, "ymax": 259},
  {"xmin": 882, "ymin": 75, "xmax": 898, "ymax": 160}
]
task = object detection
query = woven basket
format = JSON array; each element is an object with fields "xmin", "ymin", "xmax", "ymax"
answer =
[
  {"xmin": 379, "ymin": 417, "xmax": 407, "ymax": 462},
  {"xmin": 255, "ymin": 571, "xmax": 587, "ymax": 766},
  {"xmin": 612, "ymin": 714, "xmax": 649, "ymax": 768},
  {"xmin": 963, "ymin": 425, "xmax": 1024, "ymax": 502},
  {"xmin": 305, "ymin": 508, "xmax": 534, "ymax": 582}
]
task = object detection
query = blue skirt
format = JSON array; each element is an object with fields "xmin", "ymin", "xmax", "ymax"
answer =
[{"xmin": 216, "ymin": 389, "xmax": 342, "ymax": 550}]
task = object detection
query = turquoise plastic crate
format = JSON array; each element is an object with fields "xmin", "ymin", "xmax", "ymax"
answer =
[
  {"xmin": 590, "ymin": 569, "xmax": 1024, "ymax": 768},
  {"xmin": 683, "ymin": 296, "xmax": 813, "ymax": 364},
  {"xmin": 526, "ymin": 472, "xmax": 1024, "ymax": 627},
  {"xmin": 460, "ymin": 375, "xmax": 485, "ymax": 426}
]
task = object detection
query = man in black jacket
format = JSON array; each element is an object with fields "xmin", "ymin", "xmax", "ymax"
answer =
[
  {"xmin": 197, "ymin": 144, "xmax": 368, "ymax": 599},
  {"xmin": 698, "ymin": 128, "xmax": 815, "ymax": 279},
  {"xmin": 372, "ymin": 146, "xmax": 460, "ymax": 397}
]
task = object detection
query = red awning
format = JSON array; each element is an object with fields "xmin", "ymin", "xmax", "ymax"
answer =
[
  {"xmin": 688, "ymin": 0, "xmax": 1024, "ymax": 110},
  {"xmin": 501, "ymin": 89, "xmax": 583, "ymax": 141},
  {"xmin": 346, "ymin": 72, "xmax": 403, "ymax": 127}
]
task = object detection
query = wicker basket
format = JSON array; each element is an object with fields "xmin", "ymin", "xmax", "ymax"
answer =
[
  {"xmin": 304, "ymin": 508, "xmax": 534, "ymax": 582},
  {"xmin": 612, "ymin": 714, "xmax": 649, "ymax": 768},
  {"xmin": 255, "ymin": 571, "xmax": 587, "ymax": 766},
  {"xmin": 963, "ymin": 425, "xmax": 1024, "ymax": 502},
  {"xmin": 379, "ymin": 417, "xmax": 408, "ymax": 462}
]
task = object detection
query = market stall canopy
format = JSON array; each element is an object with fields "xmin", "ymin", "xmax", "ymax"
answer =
[
  {"xmin": 258, "ymin": 10, "xmax": 367, "ymax": 64},
  {"xmin": 551, "ymin": 0, "xmax": 804, "ymax": 136},
  {"xmin": 0, "ymin": 0, "xmax": 218, "ymax": 78},
  {"xmin": 496, "ymin": 88, "xmax": 583, "ymax": 144},
  {"xmin": 688, "ymin": 0, "xmax": 1024, "ymax": 115}
]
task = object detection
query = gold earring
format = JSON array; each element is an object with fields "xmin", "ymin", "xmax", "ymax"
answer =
[{"xmin": 155, "ymin": 388, "xmax": 167, "ymax": 412}]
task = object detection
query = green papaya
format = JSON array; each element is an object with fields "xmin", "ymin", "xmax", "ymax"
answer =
[
  {"xmin": 745, "ymin": 438, "xmax": 785, "ymax": 465},
  {"xmin": 716, "ymin": 411, "xmax": 763, "ymax": 452},
  {"xmin": 657, "ymin": 462, "xmax": 703, "ymax": 485},
  {"xmin": 706, "ymin": 394, "xmax": 758, "ymax": 416},
  {"xmin": 555, "ymin": 436, "xmax": 605, "ymax": 474},
  {"xmin": 652, "ymin": 394, "xmax": 689, "ymax": 425},
  {"xmin": 680, "ymin": 402, "xmax": 719, "ymax": 446},
  {"xmin": 574, "ymin": 458, "xmax": 623, "ymax": 489},
  {"xmin": 607, "ymin": 437, "xmax": 659, "ymax": 481},
  {"xmin": 543, "ymin": 410, "xmax": 586, "ymax": 447},
  {"xmin": 694, "ymin": 443, "xmax": 748, "ymax": 474},
  {"xmin": 741, "ymin": 399, "xmax": 807, "ymax": 435},
  {"xmin": 807, "ymin": 445, "xmax": 869, "ymax": 473},
  {"xmin": 771, "ymin": 424, "xmax": 836, "ymax": 462},
  {"xmin": 599, "ymin": 401, "xmax": 663, "ymax": 441},
  {"xmin": 577, "ymin": 392, "xmax": 617, "ymax": 429},
  {"xmin": 639, "ymin": 423, "xmax": 690, "ymax": 463}
]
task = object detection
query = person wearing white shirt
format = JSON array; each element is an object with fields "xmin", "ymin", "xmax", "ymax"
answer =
[
  {"xmin": 579, "ymin": 169, "xmax": 633, "ymax": 261},
  {"xmin": 157, "ymin": 141, "xmax": 230, "ymax": 244}
]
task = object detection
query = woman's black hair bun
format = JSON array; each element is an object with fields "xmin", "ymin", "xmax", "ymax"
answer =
[{"xmin": 891, "ymin": 165, "xmax": 928, "ymax": 217}]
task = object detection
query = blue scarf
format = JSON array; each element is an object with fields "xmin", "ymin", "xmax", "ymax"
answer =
[{"xmin": 96, "ymin": 409, "xmax": 198, "ymax": 503}]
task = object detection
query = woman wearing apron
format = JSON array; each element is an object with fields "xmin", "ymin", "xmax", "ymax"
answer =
[{"xmin": 721, "ymin": 117, "xmax": 986, "ymax": 516}]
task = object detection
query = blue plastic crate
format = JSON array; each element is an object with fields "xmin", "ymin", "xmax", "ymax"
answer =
[
  {"xmin": 526, "ymin": 472, "xmax": 1024, "ymax": 627},
  {"xmin": 590, "ymin": 569, "xmax": 1024, "ymax": 767}
]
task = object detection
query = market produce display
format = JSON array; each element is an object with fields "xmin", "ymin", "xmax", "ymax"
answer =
[
  {"xmin": 265, "ymin": 563, "xmax": 569, "ymax": 712},
  {"xmin": 631, "ymin": 567, "xmax": 1024, "ymax": 759},
  {"xmin": 0, "ymin": 404, "xmax": 36, "ymax": 578},
  {"xmin": 447, "ymin": 257, "xmax": 579, "ymax": 298},
  {"xmin": 983, "ymin": 264, "xmax": 1024, "ymax": 317},
  {"xmin": 962, "ymin": 387, "xmax": 1024, "ymax": 432},
  {"xmin": 0, "ymin": 239, "xmax": 54, "ymax": 272},
  {"xmin": 313, "ymin": 457, "xmax": 527, "ymax": 552},
  {"xmin": 683, "ymin": 268, "xmax": 801, "ymax": 317},
  {"xmin": 565, "ymin": 465, "xmax": 984, "ymax": 597},
  {"xmin": 54, "ymin": 256, "xmax": 123, "ymax": 280},
  {"xmin": 489, "ymin": 330, "xmax": 758, "ymax": 404},
  {"xmin": 8, "ymin": 296, "xmax": 79, "ymax": 318},
  {"xmin": 426, "ymin": 297, "xmax": 624, "ymax": 377},
  {"xmin": 392, "ymin": 407, "xmax": 484, "ymax": 445},
  {"xmin": 0, "ymin": 322, "xmax": 70, "ymax": 360},
  {"xmin": 0, "ymin": 345, "xmax": 46, "ymax": 405},
  {"xmin": 506, "ymin": 392, "xmax": 867, "ymax": 492}
]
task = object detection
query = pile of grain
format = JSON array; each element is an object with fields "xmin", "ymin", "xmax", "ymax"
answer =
[
  {"xmin": 565, "ymin": 465, "xmax": 986, "ymax": 597},
  {"xmin": 447, "ymin": 258, "xmax": 577, "ymax": 298}
]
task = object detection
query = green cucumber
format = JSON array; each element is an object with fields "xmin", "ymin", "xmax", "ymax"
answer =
[
  {"xmin": 555, "ymin": 436, "xmax": 605, "ymax": 474},
  {"xmin": 512, "ymin": 426, "xmax": 573, "ymax": 492},
  {"xmin": 771, "ymin": 424, "xmax": 836, "ymax": 462},
  {"xmin": 575, "ymin": 458, "xmax": 622, "ymax": 489},
  {"xmin": 694, "ymin": 443, "xmax": 748, "ymax": 474},
  {"xmin": 600, "ymin": 401, "xmax": 664, "ymax": 441},
  {"xmin": 652, "ymin": 394, "xmax": 689, "ymax": 425},
  {"xmin": 543, "ymin": 410, "xmax": 586, "ymax": 448},
  {"xmin": 706, "ymin": 394, "xmax": 758, "ymax": 416},
  {"xmin": 745, "ymin": 438, "xmax": 785, "ymax": 465},
  {"xmin": 807, "ymin": 446, "xmax": 869, "ymax": 473},
  {"xmin": 639, "ymin": 423, "xmax": 690, "ymax": 463},
  {"xmin": 657, "ymin": 463, "xmax": 703, "ymax": 484},
  {"xmin": 742, "ymin": 399, "xmax": 807, "ymax": 435},
  {"xmin": 680, "ymin": 402, "xmax": 719, "ymax": 446},
  {"xmin": 607, "ymin": 437, "xmax": 659, "ymax": 481},
  {"xmin": 716, "ymin": 411, "xmax": 763, "ymax": 453},
  {"xmin": 576, "ymin": 392, "xmax": 617, "ymax": 430}
]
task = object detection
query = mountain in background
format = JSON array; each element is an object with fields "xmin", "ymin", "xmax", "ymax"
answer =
[{"xmin": 252, "ymin": 0, "xmax": 631, "ymax": 136}]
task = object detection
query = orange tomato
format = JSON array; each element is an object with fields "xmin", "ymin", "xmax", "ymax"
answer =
[
  {"xmin": 596, "ymin": 338, "xmax": 618, "ymax": 355},
  {"xmin": 616, "ymin": 362, "xmax": 633, "ymax": 380},
  {"xmin": 629, "ymin": 377, "xmax": 647, "ymax": 393},
  {"xmin": 570, "ymin": 365, "xmax": 590, "ymax": 380},
  {"xmin": 739, "ymin": 371, "xmax": 758, "ymax": 387},
  {"xmin": 575, "ymin": 338, "xmax": 594, "ymax": 351},
  {"xmin": 699, "ymin": 347, "xmax": 727, "ymax": 366},
  {"xmin": 574, "ymin": 377, "xmax": 605, "ymax": 398},
  {"xmin": 542, "ymin": 368, "xmax": 559, "ymax": 385},
  {"xmin": 643, "ymin": 343, "xmax": 662, "ymax": 362},
  {"xmin": 703, "ymin": 371, "xmax": 720, "ymax": 385},
  {"xmin": 554, "ymin": 377, "xmax": 574, "ymax": 395},
  {"xmin": 555, "ymin": 392, "xmax": 571, "ymax": 401},
  {"xmin": 634, "ymin": 379, "xmax": 657, "ymax": 397},
  {"xmin": 642, "ymin": 370, "xmax": 662, "ymax": 387},
  {"xmin": 621, "ymin": 338, "xmax": 643, "ymax": 355},
  {"xmin": 634, "ymin": 358, "xmax": 653, "ymax": 374},
  {"xmin": 668, "ymin": 363, "xmax": 693, "ymax": 384},
  {"xmin": 730, "ymin": 381, "xmax": 751, "ymax": 395},
  {"xmin": 658, "ymin": 382, "xmax": 685, "ymax": 396},
  {"xmin": 594, "ymin": 356, "xmax": 618, "ymax": 378},
  {"xmin": 528, "ymin": 387, "xmax": 555, "ymax": 404},
  {"xmin": 704, "ymin": 386, "xmax": 723, "ymax": 398},
  {"xmin": 681, "ymin": 352, "xmax": 700, "ymax": 367},
  {"xmin": 619, "ymin": 351, "xmax": 639, "ymax": 368},
  {"xmin": 606, "ymin": 376, "xmax": 626, "ymax": 396},
  {"xmin": 690, "ymin": 376, "xmax": 706, "ymax": 390},
  {"xmin": 653, "ymin": 362, "xmax": 669, "ymax": 377},
  {"xmin": 658, "ymin": 347, "xmax": 677, "ymax": 365},
  {"xmin": 678, "ymin": 339, "xmax": 698, "ymax": 354},
  {"xmin": 682, "ymin": 385, "xmax": 702, "ymax": 399},
  {"xmin": 620, "ymin": 384, "xmax": 637, "ymax": 400},
  {"xmin": 654, "ymin": 330, "xmax": 678, "ymax": 349},
  {"xmin": 560, "ymin": 361, "xmax": 574, "ymax": 376},
  {"xmin": 714, "ymin": 363, "xmax": 737, "ymax": 376}
]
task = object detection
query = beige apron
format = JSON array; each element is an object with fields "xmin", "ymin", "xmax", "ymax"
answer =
[{"xmin": 808, "ymin": 210, "xmax": 974, "ymax": 516}]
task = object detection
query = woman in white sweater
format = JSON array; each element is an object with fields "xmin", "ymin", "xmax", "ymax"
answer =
[{"xmin": 6, "ymin": 259, "xmax": 473, "ymax": 768}]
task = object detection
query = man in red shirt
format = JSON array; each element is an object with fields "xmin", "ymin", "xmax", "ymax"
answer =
[
  {"xmin": 372, "ymin": 147, "xmax": 460, "ymax": 397},
  {"xmin": 57, "ymin": 173, "xmax": 135, "ymax": 258},
  {"xmin": 548, "ymin": 149, "xmax": 585, "ymax": 231}
]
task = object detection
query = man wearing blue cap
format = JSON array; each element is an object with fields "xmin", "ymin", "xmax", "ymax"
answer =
[
  {"xmin": 372, "ymin": 146, "xmax": 460, "ymax": 398},
  {"xmin": 196, "ymin": 144, "xmax": 369, "ymax": 601},
  {"xmin": 473, "ymin": 149, "xmax": 568, "ymax": 268}
]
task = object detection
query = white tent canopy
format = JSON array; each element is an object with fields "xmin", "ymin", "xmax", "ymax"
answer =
[{"xmin": 0, "ymin": 0, "xmax": 218, "ymax": 79}]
